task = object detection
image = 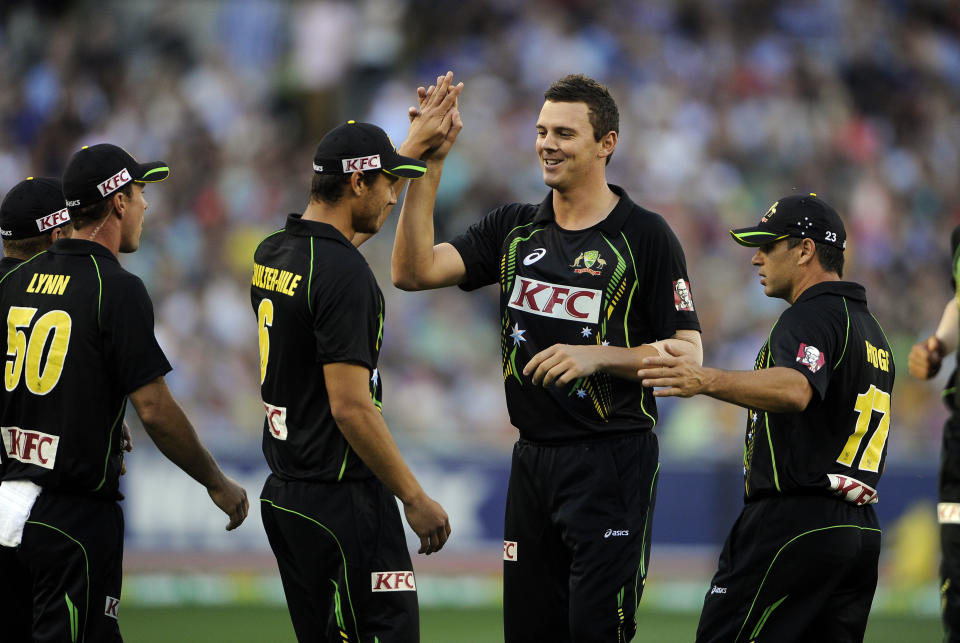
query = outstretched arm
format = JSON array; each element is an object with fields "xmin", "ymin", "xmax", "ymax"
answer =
[
  {"xmin": 637, "ymin": 345, "xmax": 813, "ymax": 412},
  {"xmin": 325, "ymin": 361, "xmax": 451, "ymax": 554}
]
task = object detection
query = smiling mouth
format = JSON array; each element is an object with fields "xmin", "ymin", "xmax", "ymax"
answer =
[{"xmin": 543, "ymin": 159, "xmax": 563, "ymax": 167}]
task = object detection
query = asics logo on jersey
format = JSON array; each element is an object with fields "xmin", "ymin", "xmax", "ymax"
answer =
[
  {"xmin": 710, "ymin": 585, "xmax": 727, "ymax": 595},
  {"xmin": 827, "ymin": 473, "xmax": 878, "ymax": 505},
  {"xmin": 503, "ymin": 540, "xmax": 518, "ymax": 561},
  {"xmin": 523, "ymin": 248, "xmax": 547, "ymax": 266},
  {"xmin": 371, "ymin": 571, "xmax": 416, "ymax": 592},
  {"xmin": 2, "ymin": 427, "xmax": 59, "ymax": 469},
  {"xmin": 604, "ymin": 529, "xmax": 629, "ymax": 538},
  {"xmin": 508, "ymin": 277, "xmax": 601, "ymax": 324},
  {"xmin": 96, "ymin": 168, "xmax": 132, "ymax": 197}
]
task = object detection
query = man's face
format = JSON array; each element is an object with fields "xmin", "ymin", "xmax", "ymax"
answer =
[
  {"xmin": 353, "ymin": 172, "xmax": 398, "ymax": 235},
  {"xmin": 751, "ymin": 238, "xmax": 799, "ymax": 300},
  {"xmin": 535, "ymin": 100, "xmax": 602, "ymax": 191},
  {"xmin": 119, "ymin": 182, "xmax": 147, "ymax": 253}
]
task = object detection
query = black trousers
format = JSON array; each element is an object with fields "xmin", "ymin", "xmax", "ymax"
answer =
[
  {"xmin": 260, "ymin": 474, "xmax": 418, "ymax": 643},
  {"xmin": 939, "ymin": 412, "xmax": 960, "ymax": 642},
  {"xmin": 502, "ymin": 432, "xmax": 659, "ymax": 643},
  {"xmin": 696, "ymin": 495, "xmax": 881, "ymax": 643},
  {"xmin": 0, "ymin": 490, "xmax": 124, "ymax": 642}
]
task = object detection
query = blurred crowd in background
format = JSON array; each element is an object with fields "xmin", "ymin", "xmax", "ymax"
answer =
[{"xmin": 1, "ymin": 0, "xmax": 958, "ymax": 464}]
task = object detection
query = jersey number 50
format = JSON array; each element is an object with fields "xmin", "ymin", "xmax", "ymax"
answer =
[
  {"xmin": 836, "ymin": 384, "xmax": 890, "ymax": 473},
  {"xmin": 5, "ymin": 306, "xmax": 72, "ymax": 395}
]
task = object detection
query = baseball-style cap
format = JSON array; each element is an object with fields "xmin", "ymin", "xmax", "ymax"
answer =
[
  {"xmin": 0, "ymin": 177, "xmax": 71, "ymax": 240},
  {"xmin": 312, "ymin": 121, "xmax": 426, "ymax": 179},
  {"xmin": 62, "ymin": 144, "xmax": 170, "ymax": 209},
  {"xmin": 730, "ymin": 193, "xmax": 847, "ymax": 250}
]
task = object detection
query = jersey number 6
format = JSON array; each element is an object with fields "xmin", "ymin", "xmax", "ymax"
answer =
[
  {"xmin": 5, "ymin": 306, "xmax": 72, "ymax": 395},
  {"xmin": 257, "ymin": 298, "xmax": 273, "ymax": 384}
]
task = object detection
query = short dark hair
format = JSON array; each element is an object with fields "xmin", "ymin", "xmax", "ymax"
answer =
[
  {"xmin": 310, "ymin": 172, "xmax": 380, "ymax": 205},
  {"xmin": 787, "ymin": 237, "xmax": 844, "ymax": 277},
  {"xmin": 70, "ymin": 183, "xmax": 133, "ymax": 231},
  {"xmin": 2, "ymin": 236, "xmax": 51, "ymax": 260},
  {"xmin": 544, "ymin": 74, "xmax": 619, "ymax": 164}
]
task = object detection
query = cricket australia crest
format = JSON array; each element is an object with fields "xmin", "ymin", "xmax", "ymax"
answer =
[{"xmin": 572, "ymin": 250, "xmax": 606, "ymax": 276}]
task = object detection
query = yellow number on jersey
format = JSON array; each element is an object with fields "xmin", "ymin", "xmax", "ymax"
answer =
[
  {"xmin": 5, "ymin": 306, "xmax": 72, "ymax": 395},
  {"xmin": 257, "ymin": 298, "xmax": 274, "ymax": 384},
  {"xmin": 836, "ymin": 384, "xmax": 890, "ymax": 473}
]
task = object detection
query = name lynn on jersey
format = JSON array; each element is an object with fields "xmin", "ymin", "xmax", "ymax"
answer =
[
  {"xmin": 252, "ymin": 262, "xmax": 302, "ymax": 297},
  {"xmin": 24, "ymin": 273, "xmax": 70, "ymax": 296}
]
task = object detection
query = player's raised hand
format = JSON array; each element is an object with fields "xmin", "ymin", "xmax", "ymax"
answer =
[
  {"xmin": 524, "ymin": 344, "xmax": 601, "ymax": 387},
  {"xmin": 403, "ymin": 71, "xmax": 463, "ymax": 157},
  {"xmin": 638, "ymin": 344, "xmax": 711, "ymax": 397},
  {"xmin": 208, "ymin": 475, "xmax": 250, "ymax": 531},
  {"xmin": 908, "ymin": 335, "xmax": 945, "ymax": 380},
  {"xmin": 403, "ymin": 492, "xmax": 451, "ymax": 555}
]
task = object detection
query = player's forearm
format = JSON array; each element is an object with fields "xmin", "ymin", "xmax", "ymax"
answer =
[
  {"xmin": 700, "ymin": 366, "xmax": 812, "ymax": 412},
  {"xmin": 935, "ymin": 297, "xmax": 959, "ymax": 352},
  {"xmin": 333, "ymin": 403, "xmax": 425, "ymax": 505},
  {"xmin": 601, "ymin": 331, "xmax": 703, "ymax": 381},
  {"xmin": 137, "ymin": 394, "xmax": 227, "ymax": 491},
  {"xmin": 391, "ymin": 162, "xmax": 443, "ymax": 290}
]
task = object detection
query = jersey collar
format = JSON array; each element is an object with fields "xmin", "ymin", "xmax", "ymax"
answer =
[
  {"xmin": 47, "ymin": 238, "xmax": 119, "ymax": 261},
  {"xmin": 532, "ymin": 184, "xmax": 634, "ymax": 235},
  {"xmin": 795, "ymin": 280, "xmax": 867, "ymax": 304},
  {"xmin": 283, "ymin": 213, "xmax": 353, "ymax": 247}
]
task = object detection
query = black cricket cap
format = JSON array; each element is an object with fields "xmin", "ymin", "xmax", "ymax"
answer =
[
  {"xmin": 0, "ymin": 177, "xmax": 71, "ymax": 240},
  {"xmin": 730, "ymin": 193, "xmax": 847, "ymax": 251},
  {"xmin": 312, "ymin": 121, "xmax": 426, "ymax": 179},
  {"xmin": 62, "ymin": 143, "xmax": 170, "ymax": 209}
]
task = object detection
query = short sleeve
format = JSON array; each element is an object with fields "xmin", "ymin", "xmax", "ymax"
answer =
[
  {"xmin": 768, "ymin": 305, "xmax": 839, "ymax": 401},
  {"xmin": 100, "ymin": 273, "xmax": 172, "ymax": 394},
  {"xmin": 635, "ymin": 215, "xmax": 701, "ymax": 338},
  {"xmin": 312, "ymin": 264, "xmax": 380, "ymax": 369},
  {"xmin": 448, "ymin": 205, "xmax": 513, "ymax": 292}
]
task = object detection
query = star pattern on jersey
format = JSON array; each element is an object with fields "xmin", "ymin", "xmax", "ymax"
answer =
[
  {"xmin": 601, "ymin": 340, "xmax": 610, "ymax": 346},
  {"xmin": 576, "ymin": 388, "xmax": 587, "ymax": 398},
  {"xmin": 750, "ymin": 411, "xmax": 757, "ymax": 425},
  {"xmin": 509, "ymin": 323, "xmax": 527, "ymax": 346},
  {"xmin": 581, "ymin": 326, "xmax": 592, "ymax": 338},
  {"xmin": 371, "ymin": 368, "xmax": 380, "ymax": 387}
]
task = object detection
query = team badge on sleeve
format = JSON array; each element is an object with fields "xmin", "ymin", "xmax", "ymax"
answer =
[
  {"xmin": 673, "ymin": 279, "xmax": 694, "ymax": 311},
  {"xmin": 796, "ymin": 343, "xmax": 825, "ymax": 373}
]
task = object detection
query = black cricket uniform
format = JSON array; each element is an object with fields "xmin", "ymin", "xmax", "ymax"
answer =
[
  {"xmin": 252, "ymin": 214, "xmax": 417, "ymax": 643},
  {"xmin": 696, "ymin": 281, "xmax": 894, "ymax": 643},
  {"xmin": 940, "ymin": 225, "xmax": 960, "ymax": 642},
  {"xmin": 449, "ymin": 185, "xmax": 700, "ymax": 642},
  {"xmin": 0, "ymin": 255, "xmax": 24, "ymax": 278},
  {"xmin": 0, "ymin": 238, "xmax": 171, "ymax": 642}
]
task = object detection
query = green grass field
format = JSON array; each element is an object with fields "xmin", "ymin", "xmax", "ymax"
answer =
[{"xmin": 119, "ymin": 605, "xmax": 942, "ymax": 642}]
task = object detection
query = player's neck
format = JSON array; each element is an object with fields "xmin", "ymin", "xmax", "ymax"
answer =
[
  {"xmin": 302, "ymin": 200, "xmax": 356, "ymax": 243},
  {"xmin": 787, "ymin": 270, "xmax": 840, "ymax": 304},
  {"xmin": 551, "ymin": 177, "xmax": 618, "ymax": 231},
  {"xmin": 72, "ymin": 215, "xmax": 120, "ymax": 256}
]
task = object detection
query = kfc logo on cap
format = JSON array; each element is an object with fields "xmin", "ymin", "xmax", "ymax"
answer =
[
  {"xmin": 263, "ymin": 402, "xmax": 288, "ymax": 441},
  {"xmin": 342, "ymin": 155, "xmax": 381, "ymax": 173},
  {"xmin": 97, "ymin": 168, "xmax": 132, "ymax": 197},
  {"xmin": 796, "ymin": 343, "xmax": 825, "ymax": 373},
  {"xmin": 36, "ymin": 208, "xmax": 70, "ymax": 232}
]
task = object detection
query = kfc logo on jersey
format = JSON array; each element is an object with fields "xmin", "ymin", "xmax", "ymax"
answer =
[
  {"xmin": 96, "ymin": 168, "xmax": 132, "ymax": 197},
  {"xmin": 36, "ymin": 208, "xmax": 70, "ymax": 232},
  {"xmin": 2, "ymin": 427, "xmax": 59, "ymax": 469},
  {"xmin": 342, "ymin": 155, "xmax": 381, "ymax": 173},
  {"xmin": 503, "ymin": 540, "xmax": 518, "ymax": 561},
  {"xmin": 263, "ymin": 402, "xmax": 288, "ymax": 441},
  {"xmin": 508, "ymin": 277, "xmax": 601, "ymax": 324},
  {"xmin": 827, "ymin": 474, "xmax": 878, "ymax": 505},
  {"xmin": 371, "ymin": 571, "xmax": 417, "ymax": 592},
  {"xmin": 796, "ymin": 343, "xmax": 825, "ymax": 373},
  {"xmin": 104, "ymin": 596, "xmax": 120, "ymax": 619},
  {"xmin": 673, "ymin": 278, "xmax": 694, "ymax": 311},
  {"xmin": 939, "ymin": 503, "xmax": 960, "ymax": 524}
]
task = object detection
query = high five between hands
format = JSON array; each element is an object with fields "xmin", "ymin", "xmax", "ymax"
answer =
[{"xmin": 406, "ymin": 71, "xmax": 463, "ymax": 160}]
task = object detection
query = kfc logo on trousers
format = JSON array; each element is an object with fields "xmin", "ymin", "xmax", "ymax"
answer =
[
  {"xmin": 503, "ymin": 540, "xmax": 518, "ymax": 561},
  {"xmin": 371, "ymin": 571, "xmax": 416, "ymax": 592}
]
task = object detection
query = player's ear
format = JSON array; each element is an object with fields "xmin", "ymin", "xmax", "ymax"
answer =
[
  {"xmin": 797, "ymin": 238, "xmax": 817, "ymax": 265},
  {"xmin": 349, "ymin": 171, "xmax": 366, "ymax": 197},
  {"xmin": 111, "ymin": 191, "xmax": 125, "ymax": 218},
  {"xmin": 598, "ymin": 130, "xmax": 617, "ymax": 161}
]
